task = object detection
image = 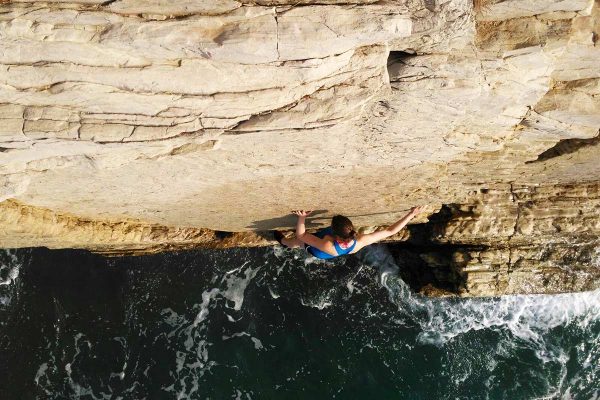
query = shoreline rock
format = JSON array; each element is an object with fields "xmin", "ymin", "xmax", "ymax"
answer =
[{"xmin": 0, "ymin": 0, "xmax": 599, "ymax": 296}]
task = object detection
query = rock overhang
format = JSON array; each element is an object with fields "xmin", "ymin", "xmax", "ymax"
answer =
[{"xmin": 0, "ymin": 0, "xmax": 599, "ymax": 296}]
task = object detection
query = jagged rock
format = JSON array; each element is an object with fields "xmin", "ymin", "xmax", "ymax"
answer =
[
  {"xmin": 403, "ymin": 183, "xmax": 600, "ymax": 296},
  {"xmin": 0, "ymin": 0, "xmax": 599, "ymax": 296}
]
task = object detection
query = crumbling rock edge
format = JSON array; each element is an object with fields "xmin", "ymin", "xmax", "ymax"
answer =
[{"xmin": 2, "ymin": 180, "xmax": 599, "ymax": 298}]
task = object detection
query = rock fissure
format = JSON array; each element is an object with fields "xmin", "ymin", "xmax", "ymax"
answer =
[
  {"xmin": 274, "ymin": 8, "xmax": 280, "ymax": 60},
  {"xmin": 508, "ymin": 183, "xmax": 520, "ymax": 243}
]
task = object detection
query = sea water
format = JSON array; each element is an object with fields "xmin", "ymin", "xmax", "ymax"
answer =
[{"xmin": 0, "ymin": 246, "xmax": 598, "ymax": 399}]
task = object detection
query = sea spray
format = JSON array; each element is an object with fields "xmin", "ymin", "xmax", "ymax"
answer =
[
  {"xmin": 358, "ymin": 244, "xmax": 600, "ymax": 346},
  {"xmin": 0, "ymin": 250, "xmax": 25, "ymax": 311}
]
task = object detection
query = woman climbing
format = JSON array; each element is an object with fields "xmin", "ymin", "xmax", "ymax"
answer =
[{"xmin": 274, "ymin": 206, "xmax": 426, "ymax": 260}]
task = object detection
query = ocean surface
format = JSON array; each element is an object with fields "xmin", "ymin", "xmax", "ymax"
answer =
[{"xmin": 0, "ymin": 246, "xmax": 598, "ymax": 400}]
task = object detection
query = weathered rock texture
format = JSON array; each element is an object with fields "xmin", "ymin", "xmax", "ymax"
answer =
[
  {"xmin": 394, "ymin": 183, "xmax": 600, "ymax": 296},
  {"xmin": 0, "ymin": 0, "xmax": 599, "ymax": 296}
]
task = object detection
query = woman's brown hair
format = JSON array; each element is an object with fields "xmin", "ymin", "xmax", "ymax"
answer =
[{"xmin": 331, "ymin": 215, "xmax": 356, "ymax": 240}]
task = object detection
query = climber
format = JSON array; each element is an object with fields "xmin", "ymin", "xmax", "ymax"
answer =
[{"xmin": 274, "ymin": 206, "xmax": 426, "ymax": 259}]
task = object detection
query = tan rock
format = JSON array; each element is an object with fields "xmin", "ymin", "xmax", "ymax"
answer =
[{"xmin": 0, "ymin": 0, "xmax": 598, "ymax": 297}]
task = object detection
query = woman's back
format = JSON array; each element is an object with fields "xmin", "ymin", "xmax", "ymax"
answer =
[{"xmin": 306, "ymin": 227, "xmax": 356, "ymax": 259}]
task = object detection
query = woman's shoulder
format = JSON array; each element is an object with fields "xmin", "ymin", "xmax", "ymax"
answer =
[{"xmin": 348, "ymin": 236, "xmax": 367, "ymax": 253}]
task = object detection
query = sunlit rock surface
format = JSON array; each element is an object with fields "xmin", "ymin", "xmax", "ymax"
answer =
[{"xmin": 0, "ymin": 0, "xmax": 598, "ymax": 296}]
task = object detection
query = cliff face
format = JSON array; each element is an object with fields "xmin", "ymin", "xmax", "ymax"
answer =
[
  {"xmin": 0, "ymin": 0, "xmax": 599, "ymax": 296},
  {"xmin": 394, "ymin": 183, "xmax": 600, "ymax": 296}
]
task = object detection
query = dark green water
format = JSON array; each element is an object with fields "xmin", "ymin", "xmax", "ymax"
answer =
[{"xmin": 0, "ymin": 246, "xmax": 598, "ymax": 399}]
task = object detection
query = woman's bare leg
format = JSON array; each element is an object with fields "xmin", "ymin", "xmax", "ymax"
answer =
[{"xmin": 282, "ymin": 236, "xmax": 305, "ymax": 249}]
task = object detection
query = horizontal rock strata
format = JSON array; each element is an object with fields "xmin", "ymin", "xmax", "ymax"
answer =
[
  {"xmin": 395, "ymin": 182, "xmax": 600, "ymax": 296},
  {"xmin": 0, "ymin": 199, "xmax": 271, "ymax": 255}
]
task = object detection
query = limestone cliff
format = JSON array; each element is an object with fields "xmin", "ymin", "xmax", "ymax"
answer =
[{"xmin": 0, "ymin": 0, "xmax": 598, "ymax": 296}]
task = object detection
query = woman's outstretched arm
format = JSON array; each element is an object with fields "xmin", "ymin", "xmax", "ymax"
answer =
[{"xmin": 352, "ymin": 206, "xmax": 426, "ymax": 252}]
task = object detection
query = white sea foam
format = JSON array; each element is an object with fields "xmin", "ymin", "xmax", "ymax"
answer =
[
  {"xmin": 414, "ymin": 286, "xmax": 600, "ymax": 346},
  {"xmin": 160, "ymin": 263, "xmax": 262, "ymax": 400},
  {"xmin": 268, "ymin": 286, "xmax": 280, "ymax": 299},
  {"xmin": 250, "ymin": 337, "xmax": 263, "ymax": 350},
  {"xmin": 356, "ymin": 243, "xmax": 600, "ymax": 347},
  {"xmin": 345, "ymin": 266, "xmax": 366, "ymax": 297},
  {"xmin": 222, "ymin": 332, "xmax": 264, "ymax": 350},
  {"xmin": 34, "ymin": 363, "xmax": 48, "ymax": 384},
  {"xmin": 185, "ymin": 265, "xmax": 260, "ymax": 333},
  {"xmin": 0, "ymin": 249, "xmax": 22, "ymax": 286},
  {"xmin": 226, "ymin": 314, "xmax": 238, "ymax": 322},
  {"xmin": 192, "ymin": 288, "xmax": 220, "ymax": 327},
  {"xmin": 221, "ymin": 266, "xmax": 258, "ymax": 311},
  {"xmin": 300, "ymin": 296, "xmax": 333, "ymax": 310}
]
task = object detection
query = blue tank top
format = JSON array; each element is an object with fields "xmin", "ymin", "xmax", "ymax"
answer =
[{"xmin": 306, "ymin": 227, "xmax": 357, "ymax": 260}]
